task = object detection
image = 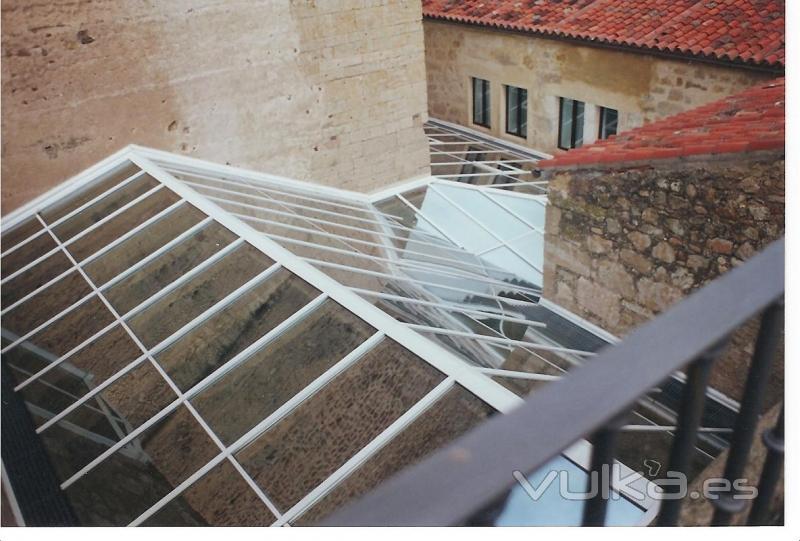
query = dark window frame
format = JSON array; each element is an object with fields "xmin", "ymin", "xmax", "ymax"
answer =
[
  {"xmin": 472, "ymin": 78, "xmax": 491, "ymax": 128},
  {"xmin": 598, "ymin": 106, "xmax": 619, "ymax": 140},
  {"xmin": 557, "ymin": 97, "xmax": 586, "ymax": 150},
  {"xmin": 504, "ymin": 85, "xmax": 528, "ymax": 139}
]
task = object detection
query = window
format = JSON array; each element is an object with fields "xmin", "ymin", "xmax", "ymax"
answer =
[
  {"xmin": 505, "ymin": 85, "xmax": 527, "ymax": 138},
  {"xmin": 472, "ymin": 77, "xmax": 490, "ymax": 127},
  {"xmin": 599, "ymin": 107, "xmax": 619, "ymax": 139},
  {"xmin": 558, "ymin": 97, "xmax": 585, "ymax": 150}
]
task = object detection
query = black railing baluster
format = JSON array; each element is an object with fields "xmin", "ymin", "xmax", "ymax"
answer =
[
  {"xmin": 582, "ymin": 415, "xmax": 624, "ymax": 527},
  {"xmin": 711, "ymin": 301, "xmax": 783, "ymax": 526},
  {"xmin": 656, "ymin": 339, "xmax": 726, "ymax": 526},
  {"xmin": 747, "ymin": 406, "xmax": 784, "ymax": 525}
]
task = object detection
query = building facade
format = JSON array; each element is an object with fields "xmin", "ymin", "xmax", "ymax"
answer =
[
  {"xmin": 1, "ymin": 0, "xmax": 431, "ymax": 213},
  {"xmin": 422, "ymin": 1, "xmax": 783, "ymax": 155}
]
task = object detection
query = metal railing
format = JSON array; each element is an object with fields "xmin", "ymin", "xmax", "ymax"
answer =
[{"xmin": 321, "ymin": 238, "xmax": 784, "ymax": 526}]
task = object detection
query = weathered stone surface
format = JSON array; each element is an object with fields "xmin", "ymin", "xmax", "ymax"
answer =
[
  {"xmin": 628, "ymin": 231, "xmax": 651, "ymax": 251},
  {"xmin": 708, "ymin": 237, "xmax": 734, "ymax": 254},
  {"xmin": 586, "ymin": 234, "xmax": 613, "ymax": 254},
  {"xmin": 542, "ymin": 154, "xmax": 784, "ymax": 338},
  {"xmin": 576, "ymin": 277, "xmax": 620, "ymax": 327},
  {"xmin": 637, "ymin": 277, "xmax": 683, "ymax": 312},
  {"xmin": 2, "ymin": 0, "xmax": 431, "ymax": 212},
  {"xmin": 652, "ymin": 241, "xmax": 676, "ymax": 263}
]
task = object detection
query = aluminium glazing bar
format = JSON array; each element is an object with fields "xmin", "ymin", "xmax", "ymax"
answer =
[
  {"xmin": 264, "ymin": 233, "xmax": 542, "ymax": 297},
  {"xmin": 1, "ymin": 169, "xmax": 147, "ymax": 258},
  {"xmin": 0, "ymin": 200, "xmax": 186, "ymax": 316},
  {"xmin": 161, "ymin": 164, "xmax": 404, "ymax": 221},
  {"xmin": 197, "ymin": 192, "xmax": 475, "ymax": 257},
  {"xmin": 405, "ymin": 325, "xmax": 595, "ymax": 357},
  {"xmin": 302, "ymin": 257, "xmax": 540, "ymax": 307},
  {"xmin": 428, "ymin": 184, "xmax": 543, "ymax": 275},
  {"xmin": 178, "ymin": 177, "xmax": 422, "ymax": 236},
  {"xmin": 32, "ymin": 263, "xmax": 282, "ymax": 432},
  {"xmin": 350, "ymin": 289, "xmax": 544, "ymax": 328},
  {"xmin": 230, "ymin": 211, "xmax": 510, "ymax": 278},
  {"xmin": 12, "ymin": 217, "xmax": 215, "ymax": 392},
  {"xmin": 276, "ymin": 377, "xmax": 456, "ymax": 526},
  {"xmin": 59, "ymin": 292, "xmax": 328, "ymax": 490},
  {"xmin": 1, "ymin": 183, "xmax": 166, "ymax": 285},
  {"xmin": 128, "ymin": 330, "xmax": 386, "ymax": 526}
]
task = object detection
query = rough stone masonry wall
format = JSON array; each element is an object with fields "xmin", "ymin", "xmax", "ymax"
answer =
[
  {"xmin": 423, "ymin": 20, "xmax": 776, "ymax": 154},
  {"xmin": 1, "ymin": 0, "xmax": 431, "ymax": 213},
  {"xmin": 543, "ymin": 152, "xmax": 784, "ymax": 403}
]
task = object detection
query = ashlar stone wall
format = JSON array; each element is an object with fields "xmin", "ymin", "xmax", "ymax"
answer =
[
  {"xmin": 423, "ymin": 20, "xmax": 776, "ymax": 154},
  {"xmin": 1, "ymin": 0, "xmax": 431, "ymax": 213}
]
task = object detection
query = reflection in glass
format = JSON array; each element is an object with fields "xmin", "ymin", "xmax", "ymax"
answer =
[
  {"xmin": 10, "ymin": 324, "xmax": 142, "ymax": 427},
  {"xmin": 83, "ymin": 204, "xmax": 207, "ymax": 286},
  {"xmin": 142, "ymin": 460, "xmax": 275, "ymax": 526},
  {"xmin": 191, "ymin": 300, "xmax": 374, "ymax": 445},
  {"xmin": 295, "ymin": 385, "xmax": 493, "ymax": 524},
  {"xmin": 66, "ymin": 188, "xmax": 182, "ymax": 262},
  {"xmin": 488, "ymin": 455, "xmax": 645, "ymax": 526},
  {"xmin": 235, "ymin": 340, "xmax": 444, "ymax": 512},
  {"xmin": 40, "ymin": 162, "xmax": 142, "ymax": 225},
  {"xmin": 157, "ymin": 269, "xmax": 320, "ymax": 392},
  {"xmin": 126, "ymin": 244, "xmax": 272, "ymax": 348},
  {"xmin": 38, "ymin": 361, "xmax": 176, "ymax": 482},
  {"xmin": 52, "ymin": 174, "xmax": 160, "ymax": 242},
  {"xmin": 104, "ymin": 223, "xmax": 237, "ymax": 316},
  {"xmin": 63, "ymin": 405, "xmax": 218, "ymax": 526}
]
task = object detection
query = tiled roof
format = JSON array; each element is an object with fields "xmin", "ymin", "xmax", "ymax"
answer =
[
  {"xmin": 422, "ymin": 0, "xmax": 785, "ymax": 67},
  {"xmin": 539, "ymin": 78, "xmax": 784, "ymax": 168}
]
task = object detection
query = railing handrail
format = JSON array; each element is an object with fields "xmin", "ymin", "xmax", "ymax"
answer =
[{"xmin": 321, "ymin": 238, "xmax": 784, "ymax": 526}]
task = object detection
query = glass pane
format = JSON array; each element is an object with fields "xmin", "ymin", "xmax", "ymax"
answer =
[
  {"xmin": 38, "ymin": 361, "xmax": 177, "ymax": 482},
  {"xmin": 157, "ymin": 269, "xmax": 320, "ymax": 392},
  {"xmin": 126, "ymin": 244, "xmax": 273, "ymax": 349},
  {"xmin": 235, "ymin": 340, "xmax": 444, "ymax": 512},
  {"xmin": 1, "ymin": 250, "xmax": 73, "ymax": 308},
  {"xmin": 490, "ymin": 455, "xmax": 645, "ymax": 526},
  {"xmin": 559, "ymin": 98, "xmax": 573, "ymax": 149},
  {"xmin": 40, "ymin": 162, "xmax": 141, "ymax": 224},
  {"xmin": 482, "ymin": 80, "xmax": 491, "ymax": 125},
  {"xmin": 295, "ymin": 385, "xmax": 493, "ymax": 524},
  {"xmin": 0, "ymin": 230, "xmax": 57, "ymax": 276},
  {"xmin": 53, "ymin": 173, "xmax": 160, "ymax": 242},
  {"xmin": 103, "ymin": 222, "xmax": 238, "ymax": 316},
  {"xmin": 9, "ymin": 324, "xmax": 142, "ymax": 427},
  {"xmin": 507, "ymin": 87, "xmax": 519, "ymax": 134},
  {"xmin": 601, "ymin": 107, "xmax": 619, "ymax": 139},
  {"xmin": 1, "ymin": 271, "xmax": 93, "ymax": 339},
  {"xmin": 142, "ymin": 461, "xmax": 275, "ymax": 526},
  {"xmin": 191, "ymin": 300, "xmax": 374, "ymax": 445},
  {"xmin": 473, "ymin": 78, "xmax": 483, "ymax": 124},
  {"xmin": 520, "ymin": 89, "xmax": 528, "ymax": 137},
  {"xmin": 65, "ymin": 188, "xmax": 182, "ymax": 263},
  {"xmin": 63, "ymin": 405, "xmax": 219, "ymax": 526},
  {"xmin": 2, "ymin": 296, "xmax": 116, "ymax": 365},
  {"xmin": 1, "ymin": 216, "xmax": 43, "ymax": 251},
  {"xmin": 82, "ymin": 204, "xmax": 207, "ymax": 286},
  {"xmin": 574, "ymin": 101, "xmax": 585, "ymax": 147}
]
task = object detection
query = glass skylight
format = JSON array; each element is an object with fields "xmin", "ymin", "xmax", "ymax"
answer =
[{"xmin": 1, "ymin": 145, "xmax": 667, "ymax": 526}]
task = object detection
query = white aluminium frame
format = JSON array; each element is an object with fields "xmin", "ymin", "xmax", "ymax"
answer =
[{"xmin": 0, "ymin": 144, "xmax": 658, "ymax": 525}]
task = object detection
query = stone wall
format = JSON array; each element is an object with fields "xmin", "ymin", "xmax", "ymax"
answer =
[
  {"xmin": 1, "ymin": 0, "xmax": 431, "ymax": 213},
  {"xmin": 423, "ymin": 20, "xmax": 776, "ymax": 154},
  {"xmin": 542, "ymin": 151, "xmax": 784, "ymax": 402}
]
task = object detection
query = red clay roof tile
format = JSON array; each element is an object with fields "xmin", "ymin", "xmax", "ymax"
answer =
[
  {"xmin": 422, "ymin": 0, "xmax": 785, "ymax": 68},
  {"xmin": 538, "ymin": 78, "xmax": 784, "ymax": 168}
]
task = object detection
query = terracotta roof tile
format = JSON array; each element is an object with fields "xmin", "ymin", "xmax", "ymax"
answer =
[
  {"xmin": 539, "ymin": 78, "xmax": 784, "ymax": 168},
  {"xmin": 422, "ymin": 0, "xmax": 785, "ymax": 67}
]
